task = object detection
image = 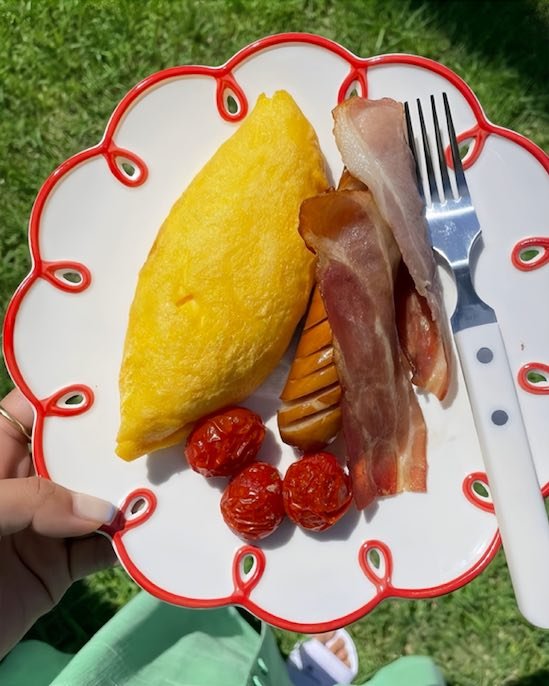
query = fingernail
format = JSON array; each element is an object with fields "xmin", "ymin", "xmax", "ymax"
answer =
[{"xmin": 72, "ymin": 492, "xmax": 116, "ymax": 524}]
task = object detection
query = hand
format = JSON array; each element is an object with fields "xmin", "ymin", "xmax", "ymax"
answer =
[{"xmin": 0, "ymin": 389, "xmax": 117, "ymax": 659}]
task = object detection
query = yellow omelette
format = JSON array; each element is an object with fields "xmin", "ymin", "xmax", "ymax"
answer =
[{"xmin": 116, "ymin": 91, "xmax": 328, "ymax": 460}]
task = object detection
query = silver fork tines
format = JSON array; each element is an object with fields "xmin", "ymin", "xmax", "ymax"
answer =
[
  {"xmin": 430, "ymin": 95, "xmax": 453, "ymax": 201},
  {"xmin": 405, "ymin": 92, "xmax": 495, "ymax": 332}
]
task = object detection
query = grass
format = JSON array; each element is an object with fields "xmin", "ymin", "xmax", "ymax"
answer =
[{"xmin": 1, "ymin": 0, "xmax": 548, "ymax": 683}]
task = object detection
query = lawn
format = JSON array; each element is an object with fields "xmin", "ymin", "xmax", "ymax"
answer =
[{"xmin": 1, "ymin": 0, "xmax": 548, "ymax": 684}]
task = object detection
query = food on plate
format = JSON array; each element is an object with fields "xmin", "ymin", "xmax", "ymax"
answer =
[
  {"xmin": 299, "ymin": 188, "xmax": 428, "ymax": 510},
  {"xmin": 185, "ymin": 405, "xmax": 352, "ymax": 540},
  {"xmin": 277, "ymin": 170, "xmax": 370, "ymax": 452},
  {"xmin": 395, "ymin": 263, "xmax": 450, "ymax": 399},
  {"xmin": 220, "ymin": 462, "xmax": 285, "ymax": 541},
  {"xmin": 336, "ymin": 167, "xmax": 367, "ymax": 192},
  {"xmin": 277, "ymin": 285, "xmax": 341, "ymax": 451},
  {"xmin": 185, "ymin": 407, "xmax": 265, "ymax": 477},
  {"xmin": 286, "ymin": 96, "xmax": 453, "ymax": 510},
  {"xmin": 116, "ymin": 90, "xmax": 329, "ymax": 461},
  {"xmin": 333, "ymin": 96, "xmax": 452, "ymax": 400},
  {"xmin": 282, "ymin": 452, "xmax": 352, "ymax": 531}
]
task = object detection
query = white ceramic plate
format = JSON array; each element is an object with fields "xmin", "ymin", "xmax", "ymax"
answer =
[{"xmin": 4, "ymin": 33, "xmax": 549, "ymax": 631}]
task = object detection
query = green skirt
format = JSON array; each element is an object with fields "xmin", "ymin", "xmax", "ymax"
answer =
[{"xmin": 0, "ymin": 592, "xmax": 445, "ymax": 686}]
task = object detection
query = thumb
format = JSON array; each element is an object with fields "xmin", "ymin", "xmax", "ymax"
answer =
[{"xmin": 0, "ymin": 476, "xmax": 116, "ymax": 537}]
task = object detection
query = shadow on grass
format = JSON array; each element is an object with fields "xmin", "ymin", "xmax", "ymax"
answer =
[
  {"xmin": 409, "ymin": 0, "xmax": 549, "ymax": 96},
  {"xmin": 507, "ymin": 670, "xmax": 549, "ymax": 686}
]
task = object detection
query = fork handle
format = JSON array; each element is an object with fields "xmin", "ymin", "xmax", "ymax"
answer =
[{"xmin": 455, "ymin": 321, "xmax": 549, "ymax": 628}]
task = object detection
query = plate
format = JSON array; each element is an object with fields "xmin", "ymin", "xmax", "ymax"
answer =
[{"xmin": 3, "ymin": 33, "xmax": 549, "ymax": 632}]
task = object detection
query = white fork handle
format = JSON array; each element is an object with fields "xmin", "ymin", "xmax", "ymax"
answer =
[{"xmin": 455, "ymin": 321, "xmax": 549, "ymax": 628}]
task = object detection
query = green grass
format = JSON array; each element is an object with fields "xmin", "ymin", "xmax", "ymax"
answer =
[{"xmin": 1, "ymin": 0, "xmax": 548, "ymax": 684}]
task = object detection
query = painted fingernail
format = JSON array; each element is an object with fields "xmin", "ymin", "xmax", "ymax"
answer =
[{"xmin": 72, "ymin": 492, "xmax": 116, "ymax": 524}]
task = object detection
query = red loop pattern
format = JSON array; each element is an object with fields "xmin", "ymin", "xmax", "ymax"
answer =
[
  {"xmin": 104, "ymin": 144, "xmax": 149, "ymax": 187},
  {"xmin": 445, "ymin": 124, "xmax": 489, "ymax": 171},
  {"xmin": 41, "ymin": 261, "xmax": 92, "ymax": 293},
  {"xmin": 359, "ymin": 540, "xmax": 393, "ymax": 593},
  {"xmin": 102, "ymin": 488, "xmax": 157, "ymax": 536},
  {"xmin": 215, "ymin": 73, "xmax": 249, "ymax": 122},
  {"xmin": 4, "ymin": 32, "xmax": 547, "ymax": 636},
  {"xmin": 41, "ymin": 384, "xmax": 94, "ymax": 417},
  {"xmin": 511, "ymin": 237, "xmax": 549, "ymax": 272},
  {"xmin": 232, "ymin": 545, "xmax": 266, "ymax": 599},
  {"xmin": 337, "ymin": 66, "xmax": 368, "ymax": 103},
  {"xmin": 463, "ymin": 472, "xmax": 494, "ymax": 513},
  {"xmin": 518, "ymin": 362, "xmax": 549, "ymax": 395}
]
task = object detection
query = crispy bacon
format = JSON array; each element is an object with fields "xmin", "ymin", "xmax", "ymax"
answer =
[
  {"xmin": 333, "ymin": 97, "xmax": 452, "ymax": 400},
  {"xmin": 299, "ymin": 190, "xmax": 427, "ymax": 509},
  {"xmin": 395, "ymin": 262, "xmax": 450, "ymax": 400}
]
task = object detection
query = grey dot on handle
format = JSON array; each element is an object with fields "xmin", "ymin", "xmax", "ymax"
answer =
[
  {"xmin": 477, "ymin": 347, "xmax": 494, "ymax": 363},
  {"xmin": 492, "ymin": 410, "xmax": 509, "ymax": 426}
]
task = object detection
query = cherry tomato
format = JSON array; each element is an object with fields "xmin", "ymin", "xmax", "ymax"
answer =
[
  {"xmin": 282, "ymin": 452, "xmax": 352, "ymax": 532},
  {"xmin": 220, "ymin": 462, "xmax": 285, "ymax": 541},
  {"xmin": 185, "ymin": 407, "xmax": 265, "ymax": 477}
]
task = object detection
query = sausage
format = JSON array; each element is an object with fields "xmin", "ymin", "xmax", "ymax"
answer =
[
  {"xmin": 276, "ymin": 170, "xmax": 366, "ymax": 452},
  {"xmin": 277, "ymin": 285, "xmax": 341, "ymax": 451}
]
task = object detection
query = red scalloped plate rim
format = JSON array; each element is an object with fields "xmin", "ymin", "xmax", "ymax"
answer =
[{"xmin": 3, "ymin": 32, "xmax": 549, "ymax": 632}]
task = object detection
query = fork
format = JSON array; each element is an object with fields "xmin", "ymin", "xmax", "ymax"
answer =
[{"xmin": 405, "ymin": 93, "xmax": 549, "ymax": 628}]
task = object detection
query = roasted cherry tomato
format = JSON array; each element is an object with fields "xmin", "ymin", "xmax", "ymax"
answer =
[
  {"xmin": 282, "ymin": 452, "xmax": 352, "ymax": 532},
  {"xmin": 220, "ymin": 462, "xmax": 285, "ymax": 541},
  {"xmin": 185, "ymin": 407, "xmax": 265, "ymax": 477}
]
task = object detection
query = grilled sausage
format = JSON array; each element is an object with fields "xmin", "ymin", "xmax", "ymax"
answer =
[{"xmin": 277, "ymin": 285, "xmax": 341, "ymax": 451}]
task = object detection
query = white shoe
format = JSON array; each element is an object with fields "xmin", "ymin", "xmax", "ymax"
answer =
[{"xmin": 286, "ymin": 628, "xmax": 359, "ymax": 686}]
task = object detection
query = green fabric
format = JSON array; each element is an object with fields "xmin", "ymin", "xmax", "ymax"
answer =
[
  {"xmin": 0, "ymin": 592, "xmax": 445, "ymax": 686},
  {"xmin": 0, "ymin": 640, "xmax": 72, "ymax": 686},
  {"xmin": 367, "ymin": 655, "xmax": 445, "ymax": 686},
  {"xmin": 49, "ymin": 592, "xmax": 291, "ymax": 686}
]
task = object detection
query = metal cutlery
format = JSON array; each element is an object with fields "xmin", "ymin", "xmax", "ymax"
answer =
[{"xmin": 405, "ymin": 93, "xmax": 549, "ymax": 628}]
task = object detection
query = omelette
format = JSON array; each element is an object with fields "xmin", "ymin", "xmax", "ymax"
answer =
[{"xmin": 116, "ymin": 91, "xmax": 328, "ymax": 460}]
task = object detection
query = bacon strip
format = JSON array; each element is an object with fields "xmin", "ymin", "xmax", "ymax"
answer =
[
  {"xmin": 333, "ymin": 97, "xmax": 452, "ymax": 400},
  {"xmin": 299, "ymin": 189, "xmax": 427, "ymax": 509},
  {"xmin": 395, "ymin": 262, "xmax": 450, "ymax": 400}
]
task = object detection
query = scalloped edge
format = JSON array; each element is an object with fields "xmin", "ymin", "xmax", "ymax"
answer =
[{"xmin": 3, "ymin": 32, "xmax": 549, "ymax": 632}]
